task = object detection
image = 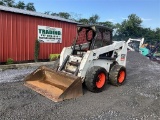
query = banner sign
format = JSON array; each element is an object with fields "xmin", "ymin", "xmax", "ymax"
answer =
[{"xmin": 38, "ymin": 25, "xmax": 62, "ymax": 43}]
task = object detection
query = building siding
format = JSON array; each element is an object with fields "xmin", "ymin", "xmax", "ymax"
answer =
[{"xmin": 0, "ymin": 11, "xmax": 77, "ymax": 62}]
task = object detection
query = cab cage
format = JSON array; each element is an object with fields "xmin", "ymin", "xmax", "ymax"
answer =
[{"xmin": 76, "ymin": 25, "xmax": 113, "ymax": 50}]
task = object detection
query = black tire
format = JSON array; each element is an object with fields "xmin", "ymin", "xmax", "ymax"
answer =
[
  {"xmin": 85, "ymin": 66, "xmax": 107, "ymax": 93},
  {"xmin": 109, "ymin": 65, "xmax": 126, "ymax": 86},
  {"xmin": 52, "ymin": 58, "xmax": 60, "ymax": 70}
]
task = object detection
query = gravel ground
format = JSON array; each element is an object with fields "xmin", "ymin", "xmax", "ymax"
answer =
[
  {"xmin": 0, "ymin": 51, "xmax": 160, "ymax": 120},
  {"xmin": 0, "ymin": 68, "xmax": 36, "ymax": 83}
]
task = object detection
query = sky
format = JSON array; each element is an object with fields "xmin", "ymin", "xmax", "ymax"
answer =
[{"xmin": 15, "ymin": 0, "xmax": 160, "ymax": 29}]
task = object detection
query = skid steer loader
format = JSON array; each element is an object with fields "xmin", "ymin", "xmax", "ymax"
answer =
[{"xmin": 24, "ymin": 25, "xmax": 128, "ymax": 102}]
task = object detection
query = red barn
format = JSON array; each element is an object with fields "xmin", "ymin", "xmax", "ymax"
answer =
[{"xmin": 0, "ymin": 5, "xmax": 77, "ymax": 63}]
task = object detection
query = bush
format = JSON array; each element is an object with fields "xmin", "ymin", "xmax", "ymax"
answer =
[
  {"xmin": 49, "ymin": 54, "xmax": 60, "ymax": 61},
  {"xmin": 34, "ymin": 39, "xmax": 40, "ymax": 62},
  {"xmin": 6, "ymin": 58, "xmax": 14, "ymax": 65}
]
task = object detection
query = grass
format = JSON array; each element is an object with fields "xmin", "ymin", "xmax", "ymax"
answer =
[{"xmin": 49, "ymin": 54, "xmax": 60, "ymax": 61}]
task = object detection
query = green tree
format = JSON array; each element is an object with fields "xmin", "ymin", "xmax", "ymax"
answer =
[
  {"xmin": 50, "ymin": 12, "xmax": 58, "ymax": 16},
  {"xmin": 15, "ymin": 1, "xmax": 25, "ymax": 9},
  {"xmin": 44, "ymin": 12, "xmax": 71, "ymax": 19},
  {"xmin": 58, "ymin": 12, "xmax": 71, "ymax": 19},
  {"xmin": 1, "ymin": 0, "xmax": 15, "ymax": 7},
  {"xmin": 26, "ymin": 2, "xmax": 36, "ymax": 11},
  {"xmin": 142, "ymin": 28, "xmax": 154, "ymax": 40},
  {"xmin": 0, "ymin": 1, "xmax": 5, "ymax": 5},
  {"xmin": 34, "ymin": 39, "xmax": 40, "ymax": 62},
  {"xmin": 44, "ymin": 11, "xmax": 51, "ymax": 15},
  {"xmin": 89, "ymin": 14, "xmax": 100, "ymax": 24},
  {"xmin": 78, "ymin": 18, "xmax": 89, "ymax": 24},
  {"xmin": 155, "ymin": 28, "xmax": 160, "ymax": 40},
  {"xmin": 98, "ymin": 21, "xmax": 115, "ymax": 29},
  {"xmin": 115, "ymin": 14, "xmax": 142, "ymax": 41},
  {"xmin": 0, "ymin": 0, "xmax": 36, "ymax": 11}
]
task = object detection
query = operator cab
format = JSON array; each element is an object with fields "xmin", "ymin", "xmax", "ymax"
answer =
[{"xmin": 73, "ymin": 25, "xmax": 113, "ymax": 56}]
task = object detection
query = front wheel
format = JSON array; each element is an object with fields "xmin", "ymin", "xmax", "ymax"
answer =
[
  {"xmin": 109, "ymin": 65, "xmax": 126, "ymax": 86},
  {"xmin": 85, "ymin": 66, "xmax": 107, "ymax": 93}
]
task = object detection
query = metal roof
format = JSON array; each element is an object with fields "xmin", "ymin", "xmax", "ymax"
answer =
[
  {"xmin": 77, "ymin": 24, "xmax": 113, "ymax": 31},
  {"xmin": 0, "ymin": 5, "xmax": 77, "ymax": 24}
]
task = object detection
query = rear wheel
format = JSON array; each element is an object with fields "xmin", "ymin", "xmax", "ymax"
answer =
[
  {"xmin": 85, "ymin": 66, "xmax": 107, "ymax": 93},
  {"xmin": 109, "ymin": 65, "xmax": 126, "ymax": 86}
]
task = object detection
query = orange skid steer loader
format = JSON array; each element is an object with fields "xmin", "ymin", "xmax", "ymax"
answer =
[{"xmin": 24, "ymin": 25, "xmax": 128, "ymax": 102}]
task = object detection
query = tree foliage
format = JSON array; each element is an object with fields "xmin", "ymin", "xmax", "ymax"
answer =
[
  {"xmin": 43, "ymin": 11, "xmax": 160, "ymax": 43},
  {"xmin": 113, "ymin": 14, "xmax": 160, "ymax": 43},
  {"xmin": 58, "ymin": 12, "xmax": 71, "ymax": 19},
  {"xmin": 34, "ymin": 39, "xmax": 40, "ymax": 62},
  {"xmin": 78, "ymin": 18, "xmax": 89, "ymax": 25},
  {"xmin": 0, "ymin": 0, "xmax": 36, "ymax": 11},
  {"xmin": 26, "ymin": 2, "xmax": 36, "ymax": 11},
  {"xmin": 77, "ymin": 14, "xmax": 100, "ymax": 25},
  {"xmin": 98, "ymin": 21, "xmax": 115, "ymax": 29},
  {"xmin": 44, "ymin": 12, "xmax": 71, "ymax": 19},
  {"xmin": 88, "ymin": 14, "xmax": 100, "ymax": 24},
  {"xmin": 1, "ymin": 1, "xmax": 159, "ymax": 43},
  {"xmin": 2, "ymin": 0, "xmax": 15, "ymax": 7},
  {"xmin": 114, "ymin": 14, "xmax": 143, "ymax": 40},
  {"xmin": 15, "ymin": 1, "xmax": 25, "ymax": 9}
]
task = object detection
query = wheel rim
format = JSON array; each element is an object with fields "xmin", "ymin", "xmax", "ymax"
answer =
[
  {"xmin": 118, "ymin": 71, "xmax": 125, "ymax": 83},
  {"xmin": 96, "ymin": 73, "xmax": 106, "ymax": 88}
]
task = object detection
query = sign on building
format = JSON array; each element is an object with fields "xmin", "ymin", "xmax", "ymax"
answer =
[{"xmin": 38, "ymin": 25, "xmax": 62, "ymax": 43}]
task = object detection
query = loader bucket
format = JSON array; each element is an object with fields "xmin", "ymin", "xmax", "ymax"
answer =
[{"xmin": 24, "ymin": 66, "xmax": 83, "ymax": 102}]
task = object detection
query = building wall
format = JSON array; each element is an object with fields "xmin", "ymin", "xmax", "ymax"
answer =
[{"xmin": 0, "ymin": 11, "xmax": 77, "ymax": 62}]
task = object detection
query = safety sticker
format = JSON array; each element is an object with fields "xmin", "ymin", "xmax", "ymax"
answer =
[{"xmin": 121, "ymin": 54, "xmax": 126, "ymax": 61}]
